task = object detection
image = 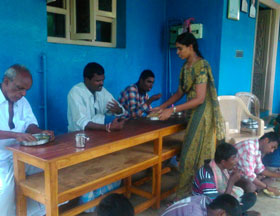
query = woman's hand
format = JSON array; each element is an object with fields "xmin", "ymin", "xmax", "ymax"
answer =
[
  {"xmin": 159, "ymin": 108, "xmax": 173, "ymax": 120},
  {"xmin": 150, "ymin": 106, "xmax": 163, "ymax": 114}
]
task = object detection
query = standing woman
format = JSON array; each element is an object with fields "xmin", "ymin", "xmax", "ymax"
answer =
[{"xmin": 156, "ymin": 32, "xmax": 225, "ymax": 198}]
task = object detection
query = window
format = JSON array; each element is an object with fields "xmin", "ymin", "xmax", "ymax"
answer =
[{"xmin": 47, "ymin": 0, "xmax": 117, "ymax": 47}]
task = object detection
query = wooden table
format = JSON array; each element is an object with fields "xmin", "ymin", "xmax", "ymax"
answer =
[{"xmin": 7, "ymin": 118, "xmax": 186, "ymax": 216}]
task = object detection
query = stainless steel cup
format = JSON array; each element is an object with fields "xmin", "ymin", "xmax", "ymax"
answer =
[{"xmin": 75, "ymin": 133, "xmax": 90, "ymax": 148}]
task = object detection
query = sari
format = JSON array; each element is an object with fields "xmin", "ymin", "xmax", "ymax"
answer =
[{"xmin": 176, "ymin": 59, "xmax": 225, "ymax": 198}]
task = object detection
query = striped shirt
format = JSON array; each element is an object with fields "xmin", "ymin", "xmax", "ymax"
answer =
[
  {"xmin": 161, "ymin": 195, "xmax": 210, "ymax": 216},
  {"xmin": 192, "ymin": 160, "xmax": 219, "ymax": 200}
]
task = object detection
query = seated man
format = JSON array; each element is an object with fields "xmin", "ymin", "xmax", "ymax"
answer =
[
  {"xmin": 0, "ymin": 64, "xmax": 54, "ymax": 216},
  {"xmin": 161, "ymin": 194, "xmax": 242, "ymax": 216},
  {"xmin": 96, "ymin": 193, "xmax": 134, "ymax": 216},
  {"xmin": 67, "ymin": 62, "xmax": 125, "ymax": 212},
  {"xmin": 192, "ymin": 143, "xmax": 257, "ymax": 214},
  {"xmin": 118, "ymin": 69, "xmax": 161, "ymax": 118},
  {"xmin": 67, "ymin": 62, "xmax": 125, "ymax": 132},
  {"xmin": 235, "ymin": 132, "xmax": 280, "ymax": 194}
]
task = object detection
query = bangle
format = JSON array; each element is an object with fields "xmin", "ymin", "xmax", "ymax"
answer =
[
  {"xmin": 173, "ymin": 106, "xmax": 177, "ymax": 113},
  {"xmin": 105, "ymin": 123, "xmax": 111, "ymax": 132}
]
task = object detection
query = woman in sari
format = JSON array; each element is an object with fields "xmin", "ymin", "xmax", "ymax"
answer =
[{"xmin": 155, "ymin": 32, "xmax": 225, "ymax": 199}]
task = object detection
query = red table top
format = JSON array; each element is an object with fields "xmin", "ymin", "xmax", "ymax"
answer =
[{"xmin": 7, "ymin": 117, "xmax": 186, "ymax": 161}]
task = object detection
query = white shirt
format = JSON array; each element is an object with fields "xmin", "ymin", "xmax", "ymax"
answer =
[
  {"xmin": 67, "ymin": 82, "xmax": 125, "ymax": 132},
  {"xmin": 0, "ymin": 87, "xmax": 38, "ymax": 159}
]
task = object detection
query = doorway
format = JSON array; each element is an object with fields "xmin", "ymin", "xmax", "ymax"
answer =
[{"xmin": 252, "ymin": 0, "xmax": 280, "ymax": 114}]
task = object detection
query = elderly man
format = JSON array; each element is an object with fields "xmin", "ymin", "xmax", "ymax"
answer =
[
  {"xmin": 235, "ymin": 132, "xmax": 280, "ymax": 195},
  {"xmin": 0, "ymin": 64, "xmax": 54, "ymax": 216},
  {"xmin": 67, "ymin": 62, "xmax": 125, "ymax": 132},
  {"xmin": 118, "ymin": 69, "xmax": 161, "ymax": 118}
]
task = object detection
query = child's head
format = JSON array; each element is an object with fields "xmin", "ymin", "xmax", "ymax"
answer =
[{"xmin": 96, "ymin": 193, "xmax": 134, "ymax": 216}]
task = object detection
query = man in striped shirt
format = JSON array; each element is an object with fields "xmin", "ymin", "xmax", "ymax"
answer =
[
  {"xmin": 192, "ymin": 143, "xmax": 257, "ymax": 214},
  {"xmin": 235, "ymin": 132, "xmax": 280, "ymax": 195}
]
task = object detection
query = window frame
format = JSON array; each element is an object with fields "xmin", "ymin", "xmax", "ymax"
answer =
[{"xmin": 47, "ymin": 0, "xmax": 117, "ymax": 47}]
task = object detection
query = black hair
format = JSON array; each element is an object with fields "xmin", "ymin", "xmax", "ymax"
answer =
[
  {"xmin": 214, "ymin": 143, "xmax": 237, "ymax": 164},
  {"xmin": 176, "ymin": 32, "xmax": 203, "ymax": 58},
  {"xmin": 260, "ymin": 132, "xmax": 280, "ymax": 146},
  {"xmin": 208, "ymin": 194, "xmax": 242, "ymax": 216},
  {"xmin": 83, "ymin": 62, "xmax": 104, "ymax": 80},
  {"xmin": 138, "ymin": 69, "xmax": 155, "ymax": 81},
  {"xmin": 96, "ymin": 193, "xmax": 134, "ymax": 216}
]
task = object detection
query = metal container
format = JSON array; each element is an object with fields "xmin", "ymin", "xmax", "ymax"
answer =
[
  {"xmin": 21, "ymin": 133, "xmax": 51, "ymax": 146},
  {"xmin": 241, "ymin": 118, "xmax": 258, "ymax": 129},
  {"xmin": 75, "ymin": 133, "xmax": 90, "ymax": 148},
  {"xmin": 149, "ymin": 116, "xmax": 159, "ymax": 121}
]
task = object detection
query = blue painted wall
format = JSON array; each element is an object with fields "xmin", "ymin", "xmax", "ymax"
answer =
[
  {"xmin": 0, "ymin": 0, "xmax": 279, "ymax": 137},
  {"xmin": 0, "ymin": 0, "xmax": 48, "ymax": 126},
  {"xmin": 165, "ymin": 0, "xmax": 224, "ymax": 99},
  {"xmin": 218, "ymin": 1, "xmax": 257, "ymax": 95},
  {"xmin": 273, "ymin": 44, "xmax": 280, "ymax": 113},
  {"xmin": 0, "ymin": 0, "xmax": 167, "ymax": 134}
]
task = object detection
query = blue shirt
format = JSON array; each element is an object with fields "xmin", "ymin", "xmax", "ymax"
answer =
[{"xmin": 263, "ymin": 147, "xmax": 280, "ymax": 167}]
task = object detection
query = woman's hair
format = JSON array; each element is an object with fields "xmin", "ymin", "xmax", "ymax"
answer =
[{"xmin": 176, "ymin": 32, "xmax": 203, "ymax": 58}]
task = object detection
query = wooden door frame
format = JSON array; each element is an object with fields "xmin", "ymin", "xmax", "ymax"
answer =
[{"xmin": 252, "ymin": 0, "xmax": 280, "ymax": 114}]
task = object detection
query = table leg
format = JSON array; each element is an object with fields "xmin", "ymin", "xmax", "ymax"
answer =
[
  {"xmin": 13, "ymin": 154, "xmax": 27, "ymax": 216},
  {"xmin": 124, "ymin": 176, "xmax": 132, "ymax": 198},
  {"xmin": 153, "ymin": 136, "xmax": 162, "ymax": 208},
  {"xmin": 45, "ymin": 162, "xmax": 58, "ymax": 216}
]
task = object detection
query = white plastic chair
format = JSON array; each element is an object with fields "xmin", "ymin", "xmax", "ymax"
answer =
[
  {"xmin": 235, "ymin": 92, "xmax": 274, "ymax": 133},
  {"xmin": 218, "ymin": 96, "xmax": 264, "ymax": 144},
  {"xmin": 235, "ymin": 92, "xmax": 260, "ymax": 117}
]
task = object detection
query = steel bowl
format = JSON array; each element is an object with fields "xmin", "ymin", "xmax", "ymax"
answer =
[
  {"xmin": 21, "ymin": 133, "xmax": 51, "ymax": 146},
  {"xmin": 149, "ymin": 116, "xmax": 160, "ymax": 121}
]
